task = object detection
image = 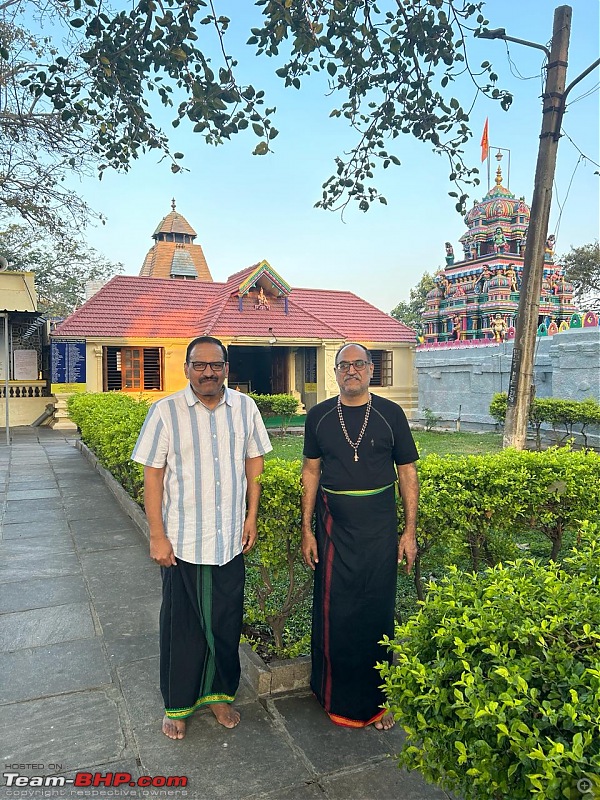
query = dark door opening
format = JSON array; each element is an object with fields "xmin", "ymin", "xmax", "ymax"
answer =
[{"xmin": 228, "ymin": 345, "xmax": 288, "ymax": 394}]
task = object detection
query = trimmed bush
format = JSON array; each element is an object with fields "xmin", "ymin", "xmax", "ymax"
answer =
[
  {"xmin": 489, "ymin": 393, "xmax": 600, "ymax": 449},
  {"xmin": 400, "ymin": 448, "xmax": 600, "ymax": 599},
  {"xmin": 245, "ymin": 458, "xmax": 312, "ymax": 656},
  {"xmin": 380, "ymin": 521, "xmax": 600, "ymax": 799},
  {"xmin": 249, "ymin": 392, "xmax": 299, "ymax": 434},
  {"xmin": 67, "ymin": 392, "xmax": 148, "ymax": 504}
]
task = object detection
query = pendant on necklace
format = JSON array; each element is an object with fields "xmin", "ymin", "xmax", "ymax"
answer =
[{"xmin": 354, "ymin": 452, "xmax": 359, "ymax": 462}]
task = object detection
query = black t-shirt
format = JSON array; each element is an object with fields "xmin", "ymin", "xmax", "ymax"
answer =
[{"xmin": 303, "ymin": 393, "xmax": 419, "ymax": 491}]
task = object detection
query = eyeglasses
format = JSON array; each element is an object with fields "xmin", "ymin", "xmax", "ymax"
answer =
[
  {"xmin": 335, "ymin": 359, "xmax": 370, "ymax": 373},
  {"xmin": 189, "ymin": 361, "xmax": 226, "ymax": 372}
]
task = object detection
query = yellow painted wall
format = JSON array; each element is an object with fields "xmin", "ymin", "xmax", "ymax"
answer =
[
  {"xmin": 75, "ymin": 337, "xmax": 417, "ymax": 417},
  {"xmin": 0, "ymin": 272, "xmax": 37, "ymax": 312}
]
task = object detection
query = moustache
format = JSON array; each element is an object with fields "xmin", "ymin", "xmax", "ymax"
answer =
[{"xmin": 199, "ymin": 376, "xmax": 218, "ymax": 383}]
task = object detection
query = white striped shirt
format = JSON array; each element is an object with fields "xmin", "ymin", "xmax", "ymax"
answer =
[{"xmin": 131, "ymin": 385, "xmax": 272, "ymax": 565}]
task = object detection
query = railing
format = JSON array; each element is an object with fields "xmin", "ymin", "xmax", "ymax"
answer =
[{"xmin": 0, "ymin": 381, "xmax": 50, "ymax": 398}]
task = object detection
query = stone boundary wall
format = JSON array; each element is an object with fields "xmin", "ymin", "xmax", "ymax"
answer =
[{"xmin": 415, "ymin": 327, "xmax": 600, "ymax": 446}]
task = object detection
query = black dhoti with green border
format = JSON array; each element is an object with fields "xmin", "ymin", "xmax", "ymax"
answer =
[
  {"xmin": 311, "ymin": 483, "xmax": 398, "ymax": 727},
  {"xmin": 160, "ymin": 555, "xmax": 244, "ymax": 719}
]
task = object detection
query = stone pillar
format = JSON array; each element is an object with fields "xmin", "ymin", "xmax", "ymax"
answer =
[{"xmin": 49, "ymin": 393, "xmax": 78, "ymax": 431}]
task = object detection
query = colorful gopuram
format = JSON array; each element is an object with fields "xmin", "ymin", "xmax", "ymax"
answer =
[{"xmin": 421, "ymin": 165, "xmax": 578, "ymax": 345}]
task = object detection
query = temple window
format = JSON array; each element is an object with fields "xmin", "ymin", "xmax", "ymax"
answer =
[
  {"xmin": 103, "ymin": 346, "xmax": 163, "ymax": 391},
  {"xmin": 371, "ymin": 350, "xmax": 393, "ymax": 387}
]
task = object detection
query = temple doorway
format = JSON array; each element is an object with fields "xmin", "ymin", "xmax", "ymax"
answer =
[{"xmin": 228, "ymin": 345, "xmax": 289, "ymax": 395}]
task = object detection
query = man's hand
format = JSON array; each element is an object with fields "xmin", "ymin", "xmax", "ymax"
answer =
[
  {"xmin": 150, "ymin": 534, "xmax": 177, "ymax": 567},
  {"xmin": 398, "ymin": 530, "xmax": 417, "ymax": 574},
  {"xmin": 242, "ymin": 517, "xmax": 258, "ymax": 554},
  {"xmin": 302, "ymin": 530, "xmax": 319, "ymax": 570}
]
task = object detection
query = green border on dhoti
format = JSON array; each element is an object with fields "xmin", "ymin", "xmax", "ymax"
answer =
[
  {"xmin": 322, "ymin": 482, "xmax": 395, "ymax": 497},
  {"xmin": 165, "ymin": 693, "xmax": 236, "ymax": 719}
]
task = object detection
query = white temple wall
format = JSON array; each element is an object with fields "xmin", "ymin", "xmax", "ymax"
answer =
[{"xmin": 415, "ymin": 327, "xmax": 600, "ymax": 445}]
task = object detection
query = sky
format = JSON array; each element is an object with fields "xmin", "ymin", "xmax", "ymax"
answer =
[{"xmin": 62, "ymin": 0, "xmax": 600, "ymax": 313}]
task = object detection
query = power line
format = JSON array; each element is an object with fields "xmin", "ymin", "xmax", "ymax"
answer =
[
  {"xmin": 568, "ymin": 81, "xmax": 600, "ymax": 106},
  {"xmin": 502, "ymin": 41, "xmax": 545, "ymax": 82},
  {"xmin": 561, "ymin": 127, "xmax": 600, "ymax": 168},
  {"xmin": 553, "ymin": 155, "xmax": 582, "ymax": 241}
]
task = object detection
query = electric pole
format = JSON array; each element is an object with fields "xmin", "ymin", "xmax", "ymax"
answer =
[{"xmin": 502, "ymin": 5, "xmax": 572, "ymax": 449}]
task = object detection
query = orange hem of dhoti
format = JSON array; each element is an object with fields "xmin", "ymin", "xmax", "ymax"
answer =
[{"xmin": 327, "ymin": 709, "xmax": 386, "ymax": 728}]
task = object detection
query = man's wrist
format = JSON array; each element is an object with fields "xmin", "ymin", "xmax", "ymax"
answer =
[{"xmin": 399, "ymin": 528, "xmax": 417, "ymax": 539}]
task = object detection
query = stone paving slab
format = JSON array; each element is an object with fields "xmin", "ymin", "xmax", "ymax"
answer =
[
  {"xmin": 72, "ymin": 527, "xmax": 144, "ymax": 553},
  {"xmin": 6, "ymin": 488, "xmax": 61, "ymax": 501},
  {"xmin": 80, "ymin": 543, "xmax": 151, "ymax": 571},
  {"xmin": 246, "ymin": 781, "xmax": 326, "ymax": 800},
  {"xmin": 0, "ymin": 574, "xmax": 88, "ymax": 614},
  {"xmin": 321, "ymin": 758, "xmax": 449, "ymax": 800},
  {"xmin": 69, "ymin": 516, "xmax": 144, "ymax": 537},
  {"xmin": 0, "ymin": 602, "xmax": 95, "ymax": 652},
  {"xmin": 1, "ymin": 519, "xmax": 71, "ymax": 539},
  {"xmin": 0, "ymin": 637, "xmax": 111, "ymax": 704},
  {"xmin": 105, "ymin": 631, "xmax": 160, "ymax": 667},
  {"xmin": 270, "ymin": 693, "xmax": 405, "ymax": 773},
  {"xmin": 93, "ymin": 593, "xmax": 161, "ymax": 638},
  {"xmin": 64, "ymin": 498, "xmax": 133, "ymax": 523},
  {"xmin": 7, "ymin": 479, "xmax": 59, "ymax": 491},
  {"xmin": 133, "ymin": 701, "xmax": 312, "ymax": 800},
  {"xmin": 1, "ymin": 533, "xmax": 75, "ymax": 557},
  {"xmin": 0, "ymin": 690, "xmax": 127, "ymax": 774},
  {"xmin": 117, "ymin": 657, "xmax": 256, "ymax": 730},
  {"xmin": 59, "ymin": 478, "xmax": 118, "ymax": 496},
  {"xmin": 3, "ymin": 499, "xmax": 65, "ymax": 524},
  {"xmin": 84, "ymin": 563, "xmax": 160, "ymax": 604},
  {"xmin": 0, "ymin": 551, "xmax": 82, "ymax": 583}
]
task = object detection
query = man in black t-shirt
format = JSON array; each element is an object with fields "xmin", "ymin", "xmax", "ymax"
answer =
[{"xmin": 301, "ymin": 342, "xmax": 419, "ymax": 730}]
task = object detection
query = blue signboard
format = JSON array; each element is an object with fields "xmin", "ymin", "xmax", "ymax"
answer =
[{"xmin": 51, "ymin": 340, "xmax": 86, "ymax": 384}]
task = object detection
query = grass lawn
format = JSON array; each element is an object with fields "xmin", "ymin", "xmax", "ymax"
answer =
[{"xmin": 266, "ymin": 428, "xmax": 503, "ymax": 461}]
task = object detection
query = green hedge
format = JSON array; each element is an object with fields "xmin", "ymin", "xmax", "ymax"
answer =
[
  {"xmin": 490, "ymin": 394, "xmax": 600, "ymax": 449},
  {"xmin": 408, "ymin": 448, "xmax": 600, "ymax": 600},
  {"xmin": 248, "ymin": 392, "xmax": 299, "ymax": 434},
  {"xmin": 69, "ymin": 392, "xmax": 600, "ymax": 633},
  {"xmin": 380, "ymin": 521, "xmax": 600, "ymax": 799},
  {"xmin": 246, "ymin": 458, "xmax": 312, "ymax": 657},
  {"xmin": 68, "ymin": 392, "xmax": 149, "ymax": 505}
]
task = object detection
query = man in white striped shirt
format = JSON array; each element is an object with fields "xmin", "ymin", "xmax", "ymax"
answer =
[{"xmin": 132, "ymin": 336, "xmax": 272, "ymax": 739}]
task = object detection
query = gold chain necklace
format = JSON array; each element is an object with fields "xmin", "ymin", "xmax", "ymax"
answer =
[{"xmin": 337, "ymin": 395, "xmax": 371, "ymax": 462}]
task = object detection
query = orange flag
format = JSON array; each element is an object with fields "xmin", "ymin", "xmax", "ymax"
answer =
[{"xmin": 480, "ymin": 118, "xmax": 489, "ymax": 162}]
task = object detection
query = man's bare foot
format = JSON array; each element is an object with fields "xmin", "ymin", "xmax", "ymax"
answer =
[
  {"xmin": 210, "ymin": 703, "xmax": 240, "ymax": 729},
  {"xmin": 162, "ymin": 716, "xmax": 186, "ymax": 740},
  {"xmin": 373, "ymin": 711, "xmax": 395, "ymax": 731}
]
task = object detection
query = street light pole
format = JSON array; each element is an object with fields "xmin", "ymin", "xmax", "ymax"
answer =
[{"xmin": 502, "ymin": 5, "xmax": 572, "ymax": 449}]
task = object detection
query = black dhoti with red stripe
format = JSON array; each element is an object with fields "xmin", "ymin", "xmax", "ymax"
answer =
[{"xmin": 310, "ymin": 485, "xmax": 398, "ymax": 727}]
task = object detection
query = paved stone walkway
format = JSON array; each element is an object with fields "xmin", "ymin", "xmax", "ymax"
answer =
[{"xmin": 0, "ymin": 427, "xmax": 451, "ymax": 800}]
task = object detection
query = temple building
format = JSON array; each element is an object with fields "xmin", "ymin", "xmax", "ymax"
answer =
[
  {"xmin": 52, "ymin": 202, "xmax": 417, "ymax": 414},
  {"xmin": 421, "ymin": 165, "xmax": 578, "ymax": 345}
]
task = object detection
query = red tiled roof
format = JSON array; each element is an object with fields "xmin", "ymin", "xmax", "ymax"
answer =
[{"xmin": 54, "ymin": 275, "xmax": 414, "ymax": 342}]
